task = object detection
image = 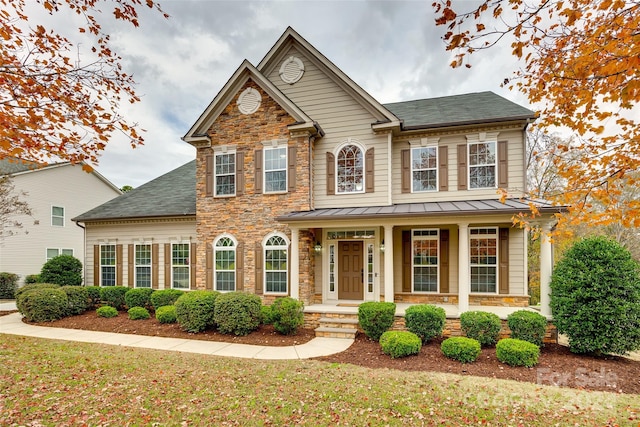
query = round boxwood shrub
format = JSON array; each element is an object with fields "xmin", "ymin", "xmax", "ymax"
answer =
[
  {"xmin": 39, "ymin": 254, "xmax": 83, "ymax": 286},
  {"xmin": 175, "ymin": 290, "xmax": 219, "ymax": 333},
  {"xmin": 0, "ymin": 272, "xmax": 19, "ymax": 299},
  {"xmin": 15, "ymin": 282, "xmax": 60, "ymax": 300},
  {"xmin": 405, "ymin": 304, "xmax": 446, "ymax": 343},
  {"xmin": 156, "ymin": 305, "xmax": 177, "ymax": 324},
  {"xmin": 99, "ymin": 286, "xmax": 129, "ymax": 311},
  {"xmin": 507, "ymin": 310, "xmax": 547, "ymax": 347},
  {"xmin": 17, "ymin": 288, "xmax": 68, "ymax": 322},
  {"xmin": 214, "ymin": 292, "xmax": 262, "ymax": 336},
  {"xmin": 60, "ymin": 286, "xmax": 89, "ymax": 316},
  {"xmin": 125, "ymin": 288, "xmax": 154, "ymax": 309},
  {"xmin": 358, "ymin": 301, "xmax": 396, "ymax": 341},
  {"xmin": 85, "ymin": 286, "xmax": 102, "ymax": 308},
  {"xmin": 97, "ymin": 305, "xmax": 118, "ymax": 318},
  {"xmin": 261, "ymin": 305, "xmax": 275, "ymax": 325},
  {"xmin": 128, "ymin": 306, "xmax": 150, "ymax": 320},
  {"xmin": 150, "ymin": 289, "xmax": 185, "ymax": 310},
  {"xmin": 460, "ymin": 311, "xmax": 502, "ymax": 347},
  {"xmin": 270, "ymin": 297, "xmax": 304, "ymax": 335},
  {"xmin": 380, "ymin": 331, "xmax": 422, "ymax": 358},
  {"xmin": 551, "ymin": 236, "xmax": 640, "ymax": 356},
  {"xmin": 496, "ymin": 338, "xmax": 540, "ymax": 367},
  {"xmin": 441, "ymin": 337, "xmax": 481, "ymax": 363},
  {"xmin": 24, "ymin": 274, "xmax": 41, "ymax": 284}
]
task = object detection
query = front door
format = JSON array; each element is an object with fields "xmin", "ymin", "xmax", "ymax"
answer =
[{"xmin": 338, "ymin": 241, "xmax": 364, "ymax": 300}]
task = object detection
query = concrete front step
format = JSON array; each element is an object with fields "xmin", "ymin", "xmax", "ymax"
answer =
[
  {"xmin": 318, "ymin": 316, "xmax": 359, "ymax": 330},
  {"xmin": 315, "ymin": 326, "xmax": 357, "ymax": 339}
]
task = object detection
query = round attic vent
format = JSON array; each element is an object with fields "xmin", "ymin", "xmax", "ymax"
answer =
[
  {"xmin": 279, "ymin": 56, "xmax": 304, "ymax": 84},
  {"xmin": 237, "ymin": 87, "xmax": 261, "ymax": 114}
]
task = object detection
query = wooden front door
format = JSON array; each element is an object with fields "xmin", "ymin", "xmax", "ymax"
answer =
[{"xmin": 338, "ymin": 241, "xmax": 364, "ymax": 300}]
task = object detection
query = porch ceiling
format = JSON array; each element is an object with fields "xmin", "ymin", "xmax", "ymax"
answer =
[{"xmin": 276, "ymin": 198, "xmax": 565, "ymax": 223}]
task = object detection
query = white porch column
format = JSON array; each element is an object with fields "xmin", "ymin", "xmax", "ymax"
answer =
[
  {"xmin": 290, "ymin": 228, "xmax": 300, "ymax": 300},
  {"xmin": 383, "ymin": 225, "xmax": 394, "ymax": 302},
  {"xmin": 458, "ymin": 222, "xmax": 470, "ymax": 313},
  {"xmin": 540, "ymin": 223, "xmax": 553, "ymax": 318}
]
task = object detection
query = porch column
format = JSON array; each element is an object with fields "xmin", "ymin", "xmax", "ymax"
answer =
[
  {"xmin": 458, "ymin": 222, "xmax": 470, "ymax": 313},
  {"xmin": 290, "ymin": 227, "xmax": 300, "ymax": 300},
  {"xmin": 383, "ymin": 225, "xmax": 394, "ymax": 302},
  {"xmin": 540, "ymin": 223, "xmax": 553, "ymax": 318}
]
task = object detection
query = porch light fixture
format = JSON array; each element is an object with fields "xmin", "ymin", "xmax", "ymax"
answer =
[
  {"xmin": 314, "ymin": 242, "xmax": 322, "ymax": 254},
  {"xmin": 380, "ymin": 240, "xmax": 385, "ymax": 253}
]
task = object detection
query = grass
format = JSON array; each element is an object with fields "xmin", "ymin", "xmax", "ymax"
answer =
[{"xmin": 0, "ymin": 334, "xmax": 637, "ymax": 426}]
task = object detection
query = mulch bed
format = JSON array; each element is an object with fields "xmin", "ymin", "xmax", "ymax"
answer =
[{"xmin": 5, "ymin": 309, "xmax": 639, "ymax": 394}]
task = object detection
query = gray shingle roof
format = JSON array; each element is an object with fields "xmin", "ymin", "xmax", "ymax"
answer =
[
  {"xmin": 73, "ymin": 160, "xmax": 196, "ymax": 222},
  {"xmin": 0, "ymin": 158, "xmax": 45, "ymax": 175},
  {"xmin": 383, "ymin": 91, "xmax": 536, "ymax": 129}
]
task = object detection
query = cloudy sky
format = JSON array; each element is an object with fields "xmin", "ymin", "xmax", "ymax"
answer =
[{"xmin": 59, "ymin": 0, "xmax": 526, "ymax": 188}]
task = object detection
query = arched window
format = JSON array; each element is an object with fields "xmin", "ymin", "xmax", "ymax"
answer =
[
  {"xmin": 214, "ymin": 235, "xmax": 236, "ymax": 291},
  {"xmin": 264, "ymin": 234, "xmax": 288, "ymax": 294},
  {"xmin": 337, "ymin": 144, "xmax": 364, "ymax": 193}
]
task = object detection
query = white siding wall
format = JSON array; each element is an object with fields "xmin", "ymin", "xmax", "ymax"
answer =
[{"xmin": 0, "ymin": 165, "xmax": 120, "ymax": 284}]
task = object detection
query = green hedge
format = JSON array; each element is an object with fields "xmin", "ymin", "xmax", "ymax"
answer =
[
  {"xmin": 380, "ymin": 331, "xmax": 422, "ymax": 358},
  {"xmin": 24, "ymin": 274, "xmax": 41, "ymax": 284},
  {"xmin": 150, "ymin": 289, "xmax": 184, "ymax": 310},
  {"xmin": 404, "ymin": 304, "xmax": 446, "ymax": 343},
  {"xmin": 270, "ymin": 297, "xmax": 304, "ymax": 335},
  {"xmin": 175, "ymin": 291, "xmax": 219, "ymax": 333},
  {"xmin": 460, "ymin": 311, "xmax": 502, "ymax": 347},
  {"xmin": 507, "ymin": 310, "xmax": 547, "ymax": 347},
  {"xmin": 214, "ymin": 292, "xmax": 262, "ymax": 336},
  {"xmin": 39, "ymin": 254, "xmax": 82, "ymax": 286},
  {"xmin": 260, "ymin": 305, "xmax": 275, "ymax": 325},
  {"xmin": 441, "ymin": 337, "xmax": 481, "ymax": 363},
  {"xmin": 15, "ymin": 282, "xmax": 60, "ymax": 300},
  {"xmin": 358, "ymin": 302, "xmax": 396, "ymax": 341},
  {"xmin": 125, "ymin": 288, "xmax": 154, "ymax": 309},
  {"xmin": 496, "ymin": 338, "xmax": 540, "ymax": 367},
  {"xmin": 156, "ymin": 305, "xmax": 177, "ymax": 324},
  {"xmin": 97, "ymin": 306, "xmax": 118, "ymax": 318},
  {"xmin": 99, "ymin": 286, "xmax": 129, "ymax": 310},
  {"xmin": 0, "ymin": 272, "xmax": 19, "ymax": 299},
  {"xmin": 85, "ymin": 286, "xmax": 102, "ymax": 308},
  {"xmin": 17, "ymin": 288, "xmax": 68, "ymax": 322},
  {"xmin": 128, "ymin": 306, "xmax": 150, "ymax": 320},
  {"xmin": 60, "ymin": 286, "xmax": 89, "ymax": 315}
]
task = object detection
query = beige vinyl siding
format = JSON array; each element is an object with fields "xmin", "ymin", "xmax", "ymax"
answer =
[
  {"xmin": 0, "ymin": 165, "xmax": 120, "ymax": 285},
  {"xmin": 266, "ymin": 46, "xmax": 390, "ymax": 208},
  {"xmin": 83, "ymin": 220, "xmax": 196, "ymax": 287},
  {"xmin": 508, "ymin": 227, "xmax": 526, "ymax": 295},
  {"xmin": 392, "ymin": 129, "xmax": 527, "ymax": 204}
]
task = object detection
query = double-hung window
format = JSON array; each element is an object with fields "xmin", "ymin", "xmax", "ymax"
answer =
[
  {"xmin": 470, "ymin": 228, "xmax": 498, "ymax": 293},
  {"xmin": 171, "ymin": 243, "xmax": 190, "ymax": 289},
  {"xmin": 411, "ymin": 146, "xmax": 437, "ymax": 192},
  {"xmin": 100, "ymin": 244, "xmax": 116, "ymax": 286},
  {"xmin": 264, "ymin": 235, "xmax": 288, "ymax": 294},
  {"xmin": 264, "ymin": 147, "xmax": 287, "ymax": 193},
  {"xmin": 469, "ymin": 141, "xmax": 496, "ymax": 188},
  {"xmin": 135, "ymin": 244, "xmax": 152, "ymax": 288},
  {"xmin": 214, "ymin": 237, "xmax": 236, "ymax": 291},
  {"xmin": 412, "ymin": 229, "xmax": 439, "ymax": 292},
  {"xmin": 46, "ymin": 248, "xmax": 73, "ymax": 260},
  {"xmin": 337, "ymin": 144, "xmax": 363, "ymax": 193},
  {"xmin": 215, "ymin": 152, "xmax": 236, "ymax": 196},
  {"xmin": 52, "ymin": 206, "xmax": 64, "ymax": 226}
]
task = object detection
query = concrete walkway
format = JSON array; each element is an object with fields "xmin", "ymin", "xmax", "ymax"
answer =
[{"xmin": 0, "ymin": 304, "xmax": 353, "ymax": 360}]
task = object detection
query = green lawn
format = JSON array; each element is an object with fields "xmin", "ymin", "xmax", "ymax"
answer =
[{"xmin": 0, "ymin": 334, "xmax": 637, "ymax": 426}]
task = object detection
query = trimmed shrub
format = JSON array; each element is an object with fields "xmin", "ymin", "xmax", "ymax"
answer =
[
  {"xmin": 271, "ymin": 297, "xmax": 304, "ymax": 335},
  {"xmin": 404, "ymin": 304, "xmax": 446, "ymax": 343},
  {"xmin": 460, "ymin": 311, "xmax": 502, "ymax": 347},
  {"xmin": 156, "ymin": 305, "xmax": 177, "ymax": 324},
  {"xmin": 97, "ymin": 305, "xmax": 118, "ymax": 318},
  {"xmin": 358, "ymin": 301, "xmax": 396, "ymax": 341},
  {"xmin": 128, "ymin": 306, "xmax": 150, "ymax": 320},
  {"xmin": 496, "ymin": 338, "xmax": 540, "ymax": 367},
  {"xmin": 175, "ymin": 290, "xmax": 219, "ymax": 333},
  {"xmin": 380, "ymin": 331, "xmax": 422, "ymax": 358},
  {"xmin": 551, "ymin": 236, "xmax": 640, "ymax": 355},
  {"xmin": 507, "ymin": 310, "xmax": 547, "ymax": 347},
  {"xmin": 99, "ymin": 286, "xmax": 129, "ymax": 311},
  {"xmin": 214, "ymin": 292, "xmax": 262, "ymax": 336},
  {"xmin": 441, "ymin": 337, "xmax": 481, "ymax": 363},
  {"xmin": 85, "ymin": 286, "xmax": 102, "ymax": 308},
  {"xmin": 261, "ymin": 305, "xmax": 275, "ymax": 325},
  {"xmin": 39, "ymin": 254, "xmax": 82, "ymax": 286},
  {"xmin": 60, "ymin": 286, "xmax": 89, "ymax": 315},
  {"xmin": 17, "ymin": 288, "xmax": 68, "ymax": 322},
  {"xmin": 15, "ymin": 283, "xmax": 60, "ymax": 302},
  {"xmin": 24, "ymin": 274, "xmax": 41, "ymax": 284},
  {"xmin": 0, "ymin": 272, "xmax": 19, "ymax": 299},
  {"xmin": 125, "ymin": 288, "xmax": 154, "ymax": 309},
  {"xmin": 150, "ymin": 289, "xmax": 185, "ymax": 310}
]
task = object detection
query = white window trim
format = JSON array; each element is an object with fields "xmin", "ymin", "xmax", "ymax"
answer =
[
  {"xmin": 469, "ymin": 227, "xmax": 499, "ymax": 294},
  {"xmin": 46, "ymin": 248, "xmax": 74, "ymax": 261},
  {"xmin": 467, "ymin": 141, "xmax": 497, "ymax": 190},
  {"xmin": 263, "ymin": 145, "xmax": 288, "ymax": 194},
  {"xmin": 51, "ymin": 205, "xmax": 65, "ymax": 227},
  {"xmin": 410, "ymin": 145, "xmax": 439, "ymax": 193},
  {"xmin": 213, "ymin": 233, "xmax": 237, "ymax": 292},
  {"xmin": 335, "ymin": 139, "xmax": 366, "ymax": 195},
  {"xmin": 99, "ymin": 243, "xmax": 116, "ymax": 287},
  {"xmin": 411, "ymin": 229, "xmax": 440, "ymax": 293},
  {"xmin": 134, "ymin": 243, "xmax": 152, "ymax": 289},
  {"xmin": 171, "ymin": 242, "xmax": 190, "ymax": 290},
  {"xmin": 262, "ymin": 232, "xmax": 289, "ymax": 295},
  {"xmin": 213, "ymin": 149, "xmax": 237, "ymax": 198}
]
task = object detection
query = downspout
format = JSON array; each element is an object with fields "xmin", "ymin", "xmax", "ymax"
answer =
[{"xmin": 74, "ymin": 221, "xmax": 87, "ymax": 286}]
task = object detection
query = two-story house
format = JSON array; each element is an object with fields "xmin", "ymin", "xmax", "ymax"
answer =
[{"xmin": 74, "ymin": 27, "xmax": 560, "ymax": 324}]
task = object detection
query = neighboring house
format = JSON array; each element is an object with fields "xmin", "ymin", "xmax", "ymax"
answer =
[
  {"xmin": 74, "ymin": 27, "xmax": 561, "ymax": 318},
  {"xmin": 0, "ymin": 159, "xmax": 121, "ymax": 285}
]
